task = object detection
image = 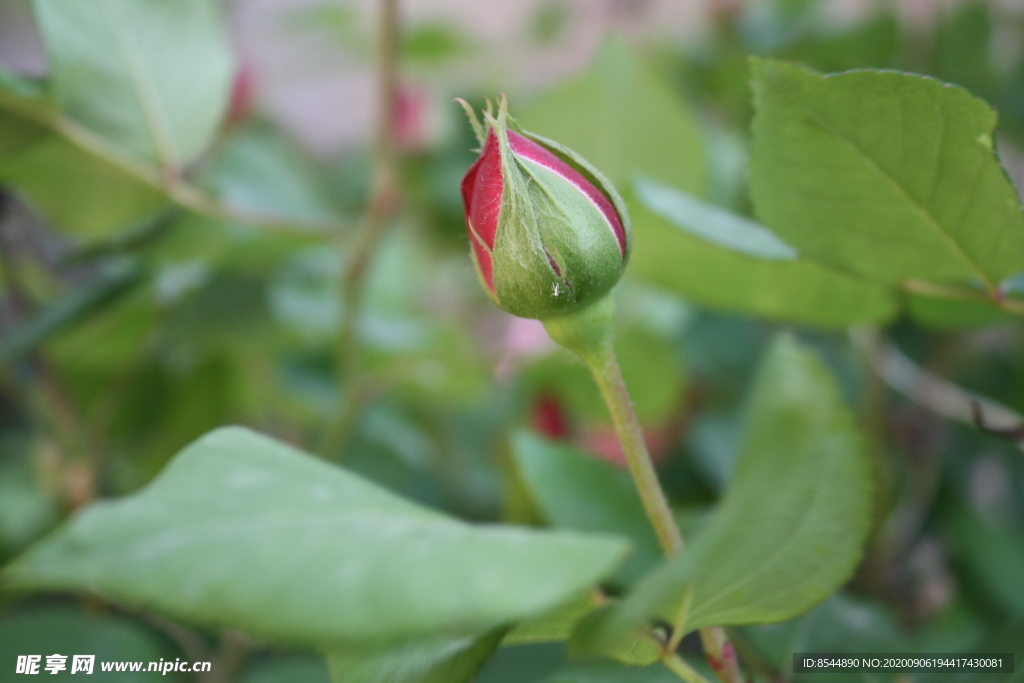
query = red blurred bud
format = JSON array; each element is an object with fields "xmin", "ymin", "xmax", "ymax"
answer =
[{"xmin": 531, "ymin": 392, "xmax": 572, "ymax": 439}]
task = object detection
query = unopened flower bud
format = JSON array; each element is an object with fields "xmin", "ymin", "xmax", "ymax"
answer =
[{"xmin": 458, "ymin": 96, "xmax": 631, "ymax": 320}]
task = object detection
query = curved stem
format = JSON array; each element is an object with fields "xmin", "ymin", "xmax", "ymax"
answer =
[
  {"xmin": 663, "ymin": 653, "xmax": 713, "ymax": 683},
  {"xmin": 582, "ymin": 342, "xmax": 683, "ymax": 554},
  {"xmin": 550, "ymin": 298, "xmax": 744, "ymax": 683},
  {"xmin": 322, "ymin": 0, "xmax": 401, "ymax": 458}
]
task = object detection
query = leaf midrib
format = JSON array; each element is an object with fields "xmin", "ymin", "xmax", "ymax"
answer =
[
  {"xmin": 100, "ymin": 0, "xmax": 178, "ymax": 167},
  {"xmin": 677, "ymin": 414, "xmax": 863, "ymax": 631},
  {"xmin": 762, "ymin": 68, "xmax": 997, "ymax": 291}
]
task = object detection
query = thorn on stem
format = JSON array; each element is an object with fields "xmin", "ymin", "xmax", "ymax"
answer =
[{"xmin": 971, "ymin": 400, "xmax": 1024, "ymax": 440}]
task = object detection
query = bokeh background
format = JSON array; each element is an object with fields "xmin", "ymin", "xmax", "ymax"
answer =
[{"xmin": 2, "ymin": 0, "xmax": 1024, "ymax": 681}]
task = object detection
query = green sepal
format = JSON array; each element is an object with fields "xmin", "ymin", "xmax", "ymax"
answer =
[{"xmin": 482, "ymin": 96, "xmax": 628, "ymax": 320}]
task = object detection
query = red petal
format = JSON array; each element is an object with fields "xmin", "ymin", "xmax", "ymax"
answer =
[
  {"xmin": 461, "ymin": 129, "xmax": 503, "ymax": 295},
  {"xmin": 470, "ymin": 234, "xmax": 494, "ymax": 296},
  {"xmin": 507, "ymin": 131, "xmax": 626, "ymax": 257}
]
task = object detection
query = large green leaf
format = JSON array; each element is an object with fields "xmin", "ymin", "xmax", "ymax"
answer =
[
  {"xmin": 199, "ymin": 125, "xmax": 340, "ymax": 224},
  {"xmin": 0, "ymin": 135, "xmax": 168, "ymax": 238},
  {"xmin": 571, "ymin": 335, "xmax": 873, "ymax": 655},
  {"xmin": 5, "ymin": 427, "xmax": 627, "ymax": 648},
  {"xmin": 31, "ymin": 0, "xmax": 233, "ymax": 167},
  {"xmin": 636, "ymin": 176, "xmax": 797, "ymax": 261},
  {"xmin": 512, "ymin": 432, "xmax": 661, "ymax": 584},
  {"xmin": 519, "ymin": 39, "xmax": 705, "ymax": 195},
  {"xmin": 749, "ymin": 58, "xmax": 1024, "ymax": 289},
  {"xmin": 953, "ymin": 512, "xmax": 1024, "ymax": 618},
  {"xmin": 0, "ymin": 606, "xmax": 174, "ymax": 682},
  {"xmin": 325, "ymin": 630, "xmax": 505, "ymax": 683},
  {"xmin": 629, "ymin": 181, "xmax": 897, "ymax": 327}
]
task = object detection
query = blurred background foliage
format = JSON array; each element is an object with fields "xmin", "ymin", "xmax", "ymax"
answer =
[{"xmin": 2, "ymin": 0, "xmax": 1024, "ymax": 681}]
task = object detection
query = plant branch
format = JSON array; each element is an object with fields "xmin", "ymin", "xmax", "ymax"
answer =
[
  {"xmin": 0, "ymin": 191, "xmax": 94, "ymax": 508},
  {"xmin": 323, "ymin": 0, "xmax": 401, "ymax": 458},
  {"xmin": 663, "ymin": 653, "xmax": 714, "ymax": 683},
  {"xmin": 853, "ymin": 329, "xmax": 1024, "ymax": 435},
  {"xmin": 0, "ymin": 89, "xmax": 341, "ymax": 236},
  {"xmin": 901, "ymin": 278, "xmax": 1024, "ymax": 316}
]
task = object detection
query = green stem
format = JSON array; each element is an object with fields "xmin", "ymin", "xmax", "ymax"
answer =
[
  {"xmin": 901, "ymin": 278, "xmax": 1024, "ymax": 316},
  {"xmin": 545, "ymin": 298, "xmax": 744, "ymax": 683},
  {"xmin": 0, "ymin": 89, "xmax": 339, "ymax": 236},
  {"xmin": 322, "ymin": 0, "xmax": 401, "ymax": 458},
  {"xmin": 582, "ymin": 342, "xmax": 683, "ymax": 554},
  {"xmin": 663, "ymin": 653, "xmax": 713, "ymax": 683}
]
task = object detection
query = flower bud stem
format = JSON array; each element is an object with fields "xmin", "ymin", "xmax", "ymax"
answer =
[
  {"xmin": 544, "ymin": 297, "xmax": 745, "ymax": 683},
  {"xmin": 543, "ymin": 297, "xmax": 683, "ymax": 556}
]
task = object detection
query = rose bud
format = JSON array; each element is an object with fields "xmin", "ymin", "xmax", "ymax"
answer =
[{"xmin": 457, "ymin": 95, "xmax": 631, "ymax": 320}]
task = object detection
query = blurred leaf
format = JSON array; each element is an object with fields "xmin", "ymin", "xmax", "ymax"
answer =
[
  {"xmin": 0, "ymin": 68, "xmax": 169, "ymax": 238},
  {"xmin": 932, "ymin": 2, "xmax": 997, "ymax": 101},
  {"xmin": 6, "ymin": 427, "xmax": 628, "ymax": 648},
  {"xmin": 524, "ymin": 326, "xmax": 682, "ymax": 426},
  {"xmin": 530, "ymin": 2, "xmax": 570, "ymax": 45},
  {"xmin": 512, "ymin": 432, "xmax": 661, "ymax": 584},
  {"xmin": 402, "ymin": 23, "xmax": 470, "ymax": 64},
  {"xmin": 31, "ymin": 0, "xmax": 233, "ymax": 167},
  {"xmin": 749, "ymin": 59, "xmax": 1024, "ymax": 288},
  {"xmin": 635, "ymin": 176, "xmax": 797, "ymax": 260},
  {"xmin": 477, "ymin": 644, "xmax": 565, "ymax": 683},
  {"xmin": 1, "ymin": 260, "xmax": 143, "ymax": 362},
  {"xmin": 0, "ymin": 135, "xmax": 168, "ymax": 238},
  {"xmin": 953, "ymin": 512, "xmax": 1024, "ymax": 618},
  {"xmin": 503, "ymin": 594, "xmax": 597, "ymax": 647},
  {"xmin": 571, "ymin": 335, "xmax": 872, "ymax": 655},
  {"xmin": 629, "ymin": 197, "xmax": 897, "ymax": 327},
  {"xmin": 905, "ymin": 293, "xmax": 1010, "ymax": 328},
  {"xmin": 501, "ymin": 594, "xmax": 663, "ymax": 667},
  {"xmin": 0, "ymin": 458, "xmax": 58, "ymax": 560},
  {"xmin": 0, "ymin": 606, "xmax": 175, "ymax": 682},
  {"xmin": 0, "ymin": 104, "xmax": 48, "ymax": 159},
  {"xmin": 520, "ymin": 38, "xmax": 706, "ymax": 195},
  {"xmin": 777, "ymin": 10, "xmax": 900, "ymax": 73},
  {"xmin": 200, "ymin": 125, "xmax": 339, "ymax": 224},
  {"xmin": 239, "ymin": 655, "xmax": 330, "ymax": 683},
  {"xmin": 541, "ymin": 661, "xmax": 682, "ymax": 683},
  {"xmin": 0, "ymin": 68, "xmax": 47, "ymax": 100},
  {"xmin": 326, "ymin": 630, "xmax": 504, "ymax": 683},
  {"xmin": 744, "ymin": 593, "xmax": 903, "ymax": 676}
]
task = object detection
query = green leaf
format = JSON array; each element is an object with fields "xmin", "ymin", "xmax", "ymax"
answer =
[
  {"xmin": 512, "ymin": 432, "xmax": 661, "ymax": 584},
  {"xmin": 5, "ymin": 427, "xmax": 627, "ymax": 648},
  {"xmin": 629, "ymin": 195, "xmax": 897, "ymax": 327},
  {"xmin": 31, "ymin": 0, "xmax": 233, "ymax": 167},
  {"xmin": 0, "ymin": 606, "xmax": 173, "ymax": 682},
  {"xmin": 326, "ymin": 630, "xmax": 505, "ymax": 683},
  {"xmin": 501, "ymin": 594, "xmax": 661, "ymax": 667},
  {"xmin": 1, "ymin": 135, "xmax": 168, "ymax": 238},
  {"xmin": 199, "ymin": 124, "xmax": 339, "ymax": 224},
  {"xmin": 635, "ymin": 176, "xmax": 797, "ymax": 261},
  {"xmin": 519, "ymin": 38, "xmax": 705, "ymax": 195},
  {"xmin": 905, "ymin": 293, "xmax": 1009, "ymax": 328},
  {"xmin": 240, "ymin": 655, "xmax": 330, "ymax": 683},
  {"xmin": 541, "ymin": 661, "xmax": 682, "ymax": 683},
  {"xmin": 953, "ymin": 512, "xmax": 1024, "ymax": 618},
  {"xmin": 0, "ymin": 102, "xmax": 49, "ymax": 160},
  {"xmin": 0, "ymin": 260, "xmax": 143, "ymax": 362},
  {"xmin": 503, "ymin": 594, "xmax": 598, "ymax": 647},
  {"xmin": 571, "ymin": 335, "xmax": 873, "ymax": 655},
  {"xmin": 749, "ymin": 58, "xmax": 1024, "ymax": 289}
]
